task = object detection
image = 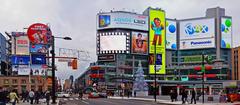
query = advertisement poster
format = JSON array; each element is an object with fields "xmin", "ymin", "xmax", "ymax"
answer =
[
  {"xmin": 97, "ymin": 12, "xmax": 148, "ymax": 31},
  {"xmin": 149, "ymin": 9, "xmax": 166, "ymax": 75},
  {"xmin": 11, "ymin": 56, "xmax": 30, "ymax": 65},
  {"xmin": 166, "ymin": 20, "xmax": 177, "ymax": 50},
  {"xmin": 12, "ymin": 65, "xmax": 30, "ymax": 75},
  {"xmin": 30, "ymin": 65, "xmax": 47, "ymax": 76},
  {"xmin": 179, "ymin": 18, "xmax": 215, "ymax": 49},
  {"xmin": 131, "ymin": 32, "xmax": 148, "ymax": 54},
  {"xmin": 30, "ymin": 44, "xmax": 48, "ymax": 53},
  {"xmin": 11, "ymin": 35, "xmax": 30, "ymax": 55},
  {"xmin": 221, "ymin": 18, "xmax": 232, "ymax": 48},
  {"xmin": 27, "ymin": 23, "xmax": 52, "ymax": 44},
  {"xmin": 100, "ymin": 34, "xmax": 127, "ymax": 51},
  {"xmin": 31, "ymin": 54, "xmax": 46, "ymax": 64}
]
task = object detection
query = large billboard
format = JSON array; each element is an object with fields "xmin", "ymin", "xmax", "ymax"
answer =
[
  {"xmin": 12, "ymin": 65, "xmax": 30, "ymax": 75},
  {"xmin": 97, "ymin": 12, "xmax": 148, "ymax": 31},
  {"xmin": 179, "ymin": 18, "xmax": 215, "ymax": 49},
  {"xmin": 98, "ymin": 32, "xmax": 130, "ymax": 54},
  {"xmin": 31, "ymin": 54, "xmax": 46, "ymax": 64},
  {"xmin": 30, "ymin": 44, "xmax": 48, "ymax": 54},
  {"xmin": 11, "ymin": 35, "xmax": 30, "ymax": 55},
  {"xmin": 149, "ymin": 9, "xmax": 166, "ymax": 75},
  {"xmin": 166, "ymin": 20, "xmax": 177, "ymax": 50},
  {"xmin": 27, "ymin": 23, "xmax": 52, "ymax": 44},
  {"xmin": 30, "ymin": 65, "xmax": 47, "ymax": 76},
  {"xmin": 11, "ymin": 56, "xmax": 30, "ymax": 65},
  {"xmin": 131, "ymin": 32, "xmax": 148, "ymax": 54},
  {"xmin": 221, "ymin": 17, "xmax": 232, "ymax": 48}
]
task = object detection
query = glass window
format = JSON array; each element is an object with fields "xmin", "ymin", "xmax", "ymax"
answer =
[
  {"xmin": 4, "ymin": 79, "xmax": 9, "ymax": 84},
  {"xmin": 21, "ymin": 80, "xmax": 26, "ymax": 84},
  {"xmin": 12, "ymin": 79, "xmax": 17, "ymax": 84}
]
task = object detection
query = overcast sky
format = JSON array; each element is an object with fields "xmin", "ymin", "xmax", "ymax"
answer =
[{"xmin": 0, "ymin": 0, "xmax": 239, "ymax": 80}]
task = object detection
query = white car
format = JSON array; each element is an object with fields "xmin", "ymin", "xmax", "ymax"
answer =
[{"xmin": 57, "ymin": 92, "xmax": 70, "ymax": 98}]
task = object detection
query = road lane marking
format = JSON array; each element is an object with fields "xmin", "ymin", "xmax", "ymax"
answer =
[
  {"xmin": 82, "ymin": 100, "xmax": 89, "ymax": 105},
  {"xmin": 69, "ymin": 98, "xmax": 74, "ymax": 100},
  {"xmin": 63, "ymin": 98, "xmax": 68, "ymax": 101},
  {"xmin": 75, "ymin": 98, "xmax": 79, "ymax": 100}
]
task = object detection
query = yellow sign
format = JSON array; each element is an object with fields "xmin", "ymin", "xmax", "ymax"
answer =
[{"xmin": 149, "ymin": 9, "xmax": 166, "ymax": 74}]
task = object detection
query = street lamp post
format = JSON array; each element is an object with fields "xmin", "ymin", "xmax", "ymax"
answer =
[
  {"xmin": 201, "ymin": 52, "xmax": 205, "ymax": 104},
  {"xmin": 51, "ymin": 36, "xmax": 71, "ymax": 104},
  {"xmin": 154, "ymin": 41, "xmax": 157, "ymax": 102}
]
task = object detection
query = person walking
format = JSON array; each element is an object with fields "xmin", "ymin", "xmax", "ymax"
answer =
[
  {"xmin": 79, "ymin": 89, "xmax": 83, "ymax": 100},
  {"xmin": 34, "ymin": 90, "xmax": 40, "ymax": 104},
  {"xmin": 29, "ymin": 89, "xmax": 35, "ymax": 104},
  {"xmin": 169, "ymin": 90, "xmax": 174, "ymax": 102},
  {"xmin": 190, "ymin": 88, "xmax": 196, "ymax": 104},
  {"xmin": 45, "ymin": 91, "xmax": 51, "ymax": 105},
  {"xmin": 181, "ymin": 89, "xmax": 188, "ymax": 104},
  {"xmin": 22, "ymin": 90, "xmax": 28, "ymax": 103},
  {"xmin": 0, "ymin": 87, "xmax": 7, "ymax": 105},
  {"xmin": 9, "ymin": 89, "xmax": 19, "ymax": 105}
]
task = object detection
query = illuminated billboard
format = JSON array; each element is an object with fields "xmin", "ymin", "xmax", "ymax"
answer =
[
  {"xmin": 31, "ymin": 54, "xmax": 46, "ymax": 64},
  {"xmin": 166, "ymin": 20, "xmax": 177, "ymax": 50},
  {"xmin": 131, "ymin": 32, "xmax": 148, "ymax": 54},
  {"xmin": 27, "ymin": 23, "xmax": 52, "ymax": 44},
  {"xmin": 11, "ymin": 35, "xmax": 30, "ymax": 55},
  {"xmin": 221, "ymin": 17, "xmax": 232, "ymax": 48},
  {"xmin": 11, "ymin": 56, "xmax": 30, "ymax": 65},
  {"xmin": 179, "ymin": 18, "xmax": 215, "ymax": 49},
  {"xmin": 149, "ymin": 9, "xmax": 166, "ymax": 75},
  {"xmin": 97, "ymin": 12, "xmax": 148, "ymax": 31},
  {"xmin": 98, "ymin": 32, "xmax": 130, "ymax": 54}
]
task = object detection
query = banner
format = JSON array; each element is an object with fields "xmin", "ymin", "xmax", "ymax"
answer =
[
  {"xmin": 221, "ymin": 18, "xmax": 232, "ymax": 48},
  {"xmin": 12, "ymin": 35, "xmax": 30, "ymax": 55},
  {"xmin": 30, "ymin": 44, "xmax": 48, "ymax": 54},
  {"xmin": 166, "ymin": 20, "xmax": 177, "ymax": 50},
  {"xmin": 149, "ymin": 9, "xmax": 166, "ymax": 74},
  {"xmin": 30, "ymin": 65, "xmax": 47, "ymax": 76},
  {"xmin": 11, "ymin": 56, "xmax": 30, "ymax": 65},
  {"xmin": 131, "ymin": 32, "xmax": 148, "ymax": 54},
  {"xmin": 27, "ymin": 23, "xmax": 52, "ymax": 44},
  {"xmin": 31, "ymin": 54, "xmax": 46, "ymax": 64},
  {"xmin": 12, "ymin": 65, "xmax": 30, "ymax": 75}
]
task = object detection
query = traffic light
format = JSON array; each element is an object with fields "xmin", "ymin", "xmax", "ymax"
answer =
[{"xmin": 72, "ymin": 59, "xmax": 78, "ymax": 70}]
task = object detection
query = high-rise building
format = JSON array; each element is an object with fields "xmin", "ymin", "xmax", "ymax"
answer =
[{"xmin": 232, "ymin": 46, "xmax": 240, "ymax": 80}]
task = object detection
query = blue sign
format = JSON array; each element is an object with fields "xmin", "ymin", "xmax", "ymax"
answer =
[
  {"xmin": 185, "ymin": 23, "xmax": 209, "ymax": 35},
  {"xmin": 11, "ymin": 56, "xmax": 30, "ymax": 65},
  {"xmin": 99, "ymin": 15, "xmax": 110, "ymax": 27},
  {"xmin": 31, "ymin": 54, "xmax": 46, "ymax": 64}
]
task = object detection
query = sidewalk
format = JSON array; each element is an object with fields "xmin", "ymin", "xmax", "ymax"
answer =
[
  {"xmin": 109, "ymin": 96, "xmax": 240, "ymax": 105},
  {"xmin": 6, "ymin": 99, "xmax": 60, "ymax": 105}
]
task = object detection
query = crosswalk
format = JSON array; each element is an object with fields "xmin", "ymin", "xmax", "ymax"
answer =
[{"xmin": 61, "ymin": 97, "xmax": 88, "ymax": 101}]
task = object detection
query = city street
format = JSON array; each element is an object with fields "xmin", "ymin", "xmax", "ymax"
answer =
[{"xmin": 59, "ymin": 98, "xmax": 162, "ymax": 105}]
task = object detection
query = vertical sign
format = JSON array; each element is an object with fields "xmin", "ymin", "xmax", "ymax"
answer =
[
  {"xmin": 221, "ymin": 18, "xmax": 232, "ymax": 48},
  {"xmin": 149, "ymin": 9, "xmax": 166, "ymax": 74}
]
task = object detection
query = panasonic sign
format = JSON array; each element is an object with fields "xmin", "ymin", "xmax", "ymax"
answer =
[{"xmin": 191, "ymin": 40, "xmax": 212, "ymax": 45}]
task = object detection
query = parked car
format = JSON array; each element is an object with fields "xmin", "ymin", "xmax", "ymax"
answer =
[
  {"xmin": 98, "ymin": 92, "xmax": 107, "ymax": 98},
  {"xmin": 57, "ymin": 92, "xmax": 70, "ymax": 98},
  {"xmin": 88, "ymin": 92, "xmax": 99, "ymax": 98}
]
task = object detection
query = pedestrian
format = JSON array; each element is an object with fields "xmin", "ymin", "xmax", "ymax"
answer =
[
  {"xmin": 22, "ymin": 90, "xmax": 28, "ymax": 103},
  {"xmin": 45, "ymin": 91, "xmax": 51, "ymax": 105},
  {"xmin": 79, "ymin": 89, "xmax": 83, "ymax": 100},
  {"xmin": 0, "ymin": 87, "xmax": 7, "ymax": 105},
  {"xmin": 169, "ymin": 90, "xmax": 174, "ymax": 102},
  {"xmin": 190, "ymin": 88, "xmax": 196, "ymax": 104},
  {"xmin": 174, "ymin": 90, "xmax": 178, "ymax": 101},
  {"xmin": 29, "ymin": 89, "xmax": 35, "ymax": 104},
  {"xmin": 181, "ymin": 89, "xmax": 188, "ymax": 104},
  {"xmin": 34, "ymin": 90, "xmax": 40, "ymax": 104},
  {"xmin": 8, "ymin": 89, "xmax": 19, "ymax": 105}
]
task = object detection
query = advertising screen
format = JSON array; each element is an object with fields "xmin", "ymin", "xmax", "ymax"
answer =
[
  {"xmin": 12, "ymin": 65, "xmax": 30, "ymax": 75},
  {"xmin": 131, "ymin": 32, "xmax": 148, "ymax": 54},
  {"xmin": 11, "ymin": 56, "xmax": 30, "ymax": 65},
  {"xmin": 179, "ymin": 18, "xmax": 215, "ymax": 49},
  {"xmin": 100, "ymin": 33, "xmax": 126, "ymax": 52},
  {"xmin": 166, "ymin": 20, "xmax": 177, "ymax": 50},
  {"xmin": 30, "ymin": 65, "xmax": 47, "ymax": 76},
  {"xmin": 149, "ymin": 9, "xmax": 166, "ymax": 75},
  {"xmin": 11, "ymin": 35, "xmax": 30, "ymax": 55},
  {"xmin": 180, "ymin": 38, "xmax": 215, "ymax": 50},
  {"xmin": 31, "ymin": 54, "xmax": 46, "ymax": 64},
  {"xmin": 27, "ymin": 23, "xmax": 52, "ymax": 44},
  {"xmin": 30, "ymin": 44, "xmax": 48, "ymax": 53},
  {"xmin": 221, "ymin": 18, "xmax": 232, "ymax": 48},
  {"xmin": 97, "ymin": 12, "xmax": 148, "ymax": 31}
]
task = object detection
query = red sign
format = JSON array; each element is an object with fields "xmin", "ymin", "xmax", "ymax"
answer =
[{"xmin": 27, "ymin": 23, "xmax": 52, "ymax": 44}]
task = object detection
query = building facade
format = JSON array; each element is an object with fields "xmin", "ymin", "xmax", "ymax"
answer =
[
  {"xmin": 232, "ymin": 46, "xmax": 240, "ymax": 80},
  {"xmin": 76, "ymin": 7, "xmax": 233, "ymax": 95}
]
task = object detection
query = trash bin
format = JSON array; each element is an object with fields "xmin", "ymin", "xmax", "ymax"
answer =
[{"xmin": 208, "ymin": 96, "xmax": 214, "ymax": 101}]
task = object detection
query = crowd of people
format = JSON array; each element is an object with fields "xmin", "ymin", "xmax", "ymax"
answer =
[
  {"xmin": 0, "ymin": 87, "xmax": 51, "ymax": 105},
  {"xmin": 169, "ymin": 88, "xmax": 197, "ymax": 104}
]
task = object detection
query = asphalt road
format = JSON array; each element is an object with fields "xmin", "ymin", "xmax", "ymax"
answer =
[{"xmin": 59, "ymin": 98, "xmax": 165, "ymax": 105}]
